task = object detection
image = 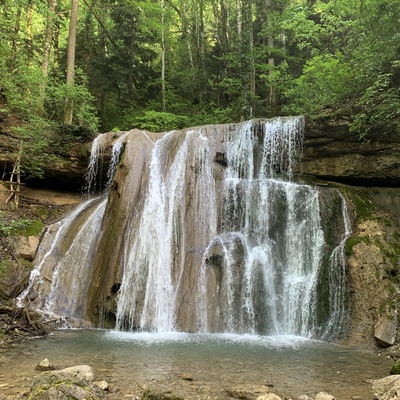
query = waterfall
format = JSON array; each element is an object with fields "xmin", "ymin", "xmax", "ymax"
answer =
[
  {"xmin": 83, "ymin": 133, "xmax": 105, "ymax": 196},
  {"xmin": 18, "ymin": 197, "xmax": 107, "ymax": 323},
  {"xmin": 196, "ymin": 118, "xmax": 325, "ymax": 336},
  {"xmin": 116, "ymin": 129, "xmax": 218, "ymax": 332},
  {"xmin": 105, "ymin": 141, "xmax": 124, "ymax": 190},
  {"xmin": 22, "ymin": 118, "xmax": 351, "ymax": 338},
  {"xmin": 83, "ymin": 133, "xmax": 126, "ymax": 195},
  {"xmin": 322, "ymin": 192, "xmax": 352, "ymax": 339}
]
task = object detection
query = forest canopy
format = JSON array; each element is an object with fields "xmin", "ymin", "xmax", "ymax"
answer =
[{"xmin": 0, "ymin": 0, "xmax": 399, "ymax": 173}]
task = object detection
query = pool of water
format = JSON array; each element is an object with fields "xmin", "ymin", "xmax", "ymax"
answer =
[{"xmin": 0, "ymin": 330, "xmax": 392, "ymax": 399}]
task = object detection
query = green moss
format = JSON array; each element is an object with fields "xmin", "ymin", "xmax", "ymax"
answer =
[
  {"xmin": 344, "ymin": 236, "xmax": 370, "ymax": 257},
  {"xmin": 34, "ymin": 206, "xmax": 49, "ymax": 219},
  {"xmin": 390, "ymin": 360, "xmax": 400, "ymax": 375},
  {"xmin": 352, "ymin": 194, "xmax": 376, "ymax": 222},
  {"xmin": 0, "ymin": 259, "xmax": 14, "ymax": 276},
  {"xmin": 22, "ymin": 219, "xmax": 44, "ymax": 236}
]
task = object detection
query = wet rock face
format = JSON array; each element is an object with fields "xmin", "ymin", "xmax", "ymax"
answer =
[{"xmin": 302, "ymin": 117, "xmax": 400, "ymax": 186}]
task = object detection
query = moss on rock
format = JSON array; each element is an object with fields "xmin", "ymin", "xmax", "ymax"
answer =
[{"xmin": 390, "ymin": 360, "xmax": 400, "ymax": 375}]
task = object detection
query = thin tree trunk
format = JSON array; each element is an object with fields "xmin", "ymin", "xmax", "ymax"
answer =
[
  {"xmin": 10, "ymin": 7, "xmax": 21, "ymax": 73},
  {"xmin": 64, "ymin": 0, "xmax": 79, "ymax": 125},
  {"xmin": 42, "ymin": 0, "xmax": 57, "ymax": 78},
  {"xmin": 266, "ymin": 0, "xmax": 276, "ymax": 114},
  {"xmin": 161, "ymin": 0, "xmax": 166, "ymax": 112},
  {"xmin": 26, "ymin": 0, "xmax": 33, "ymax": 64},
  {"xmin": 236, "ymin": 0, "xmax": 241, "ymax": 37},
  {"xmin": 53, "ymin": 8, "xmax": 61, "ymax": 71},
  {"xmin": 40, "ymin": 0, "xmax": 57, "ymax": 113},
  {"xmin": 249, "ymin": 0, "xmax": 255, "ymax": 114},
  {"xmin": 178, "ymin": 0, "xmax": 194, "ymax": 68}
]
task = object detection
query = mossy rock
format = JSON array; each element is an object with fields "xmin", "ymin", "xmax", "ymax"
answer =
[
  {"xmin": 390, "ymin": 360, "xmax": 400, "ymax": 375},
  {"xmin": 141, "ymin": 389, "xmax": 185, "ymax": 400}
]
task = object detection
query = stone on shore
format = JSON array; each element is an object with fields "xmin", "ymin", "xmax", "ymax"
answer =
[
  {"xmin": 28, "ymin": 364, "xmax": 104, "ymax": 400},
  {"xmin": 35, "ymin": 358, "xmax": 55, "ymax": 371}
]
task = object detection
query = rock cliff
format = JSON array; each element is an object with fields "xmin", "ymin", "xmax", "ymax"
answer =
[{"xmin": 303, "ymin": 116, "xmax": 400, "ymax": 186}]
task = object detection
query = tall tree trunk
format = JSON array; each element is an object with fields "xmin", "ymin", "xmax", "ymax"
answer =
[
  {"xmin": 10, "ymin": 7, "xmax": 21, "ymax": 73},
  {"xmin": 52, "ymin": 6, "xmax": 61, "ymax": 71},
  {"xmin": 238, "ymin": 0, "xmax": 253, "ymax": 120},
  {"xmin": 178, "ymin": 0, "xmax": 194, "ymax": 68},
  {"xmin": 64, "ymin": 0, "xmax": 79, "ymax": 125},
  {"xmin": 266, "ymin": 0, "xmax": 276, "ymax": 114},
  {"xmin": 249, "ymin": 0, "xmax": 255, "ymax": 114},
  {"xmin": 26, "ymin": 0, "xmax": 33, "ymax": 64},
  {"xmin": 40, "ymin": 0, "xmax": 57, "ymax": 113},
  {"xmin": 161, "ymin": 0, "xmax": 166, "ymax": 112},
  {"xmin": 42, "ymin": 0, "xmax": 57, "ymax": 78},
  {"xmin": 197, "ymin": 0, "xmax": 206, "ymax": 104}
]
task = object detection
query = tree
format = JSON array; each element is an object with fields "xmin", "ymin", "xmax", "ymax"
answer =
[{"xmin": 64, "ymin": 0, "xmax": 79, "ymax": 125}]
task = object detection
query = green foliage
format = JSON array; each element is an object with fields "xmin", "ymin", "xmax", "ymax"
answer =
[
  {"xmin": 121, "ymin": 110, "xmax": 191, "ymax": 132},
  {"xmin": 351, "ymin": 62, "xmax": 400, "ymax": 136},
  {"xmin": 12, "ymin": 117, "xmax": 55, "ymax": 179},
  {"xmin": 0, "ymin": 66, "xmax": 46, "ymax": 118},
  {"xmin": 45, "ymin": 72, "xmax": 99, "ymax": 132},
  {"xmin": 50, "ymin": 125, "xmax": 96, "ymax": 156},
  {"xmin": 0, "ymin": 213, "xmax": 36, "ymax": 237},
  {"xmin": 0, "ymin": 259, "xmax": 10, "ymax": 275},
  {"xmin": 0, "ymin": 0, "xmax": 399, "ymax": 160},
  {"xmin": 282, "ymin": 53, "xmax": 353, "ymax": 114}
]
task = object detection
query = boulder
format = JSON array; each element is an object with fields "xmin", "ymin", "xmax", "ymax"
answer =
[
  {"xmin": 28, "ymin": 364, "xmax": 103, "ymax": 400},
  {"xmin": 381, "ymin": 386, "xmax": 400, "ymax": 400},
  {"xmin": 257, "ymin": 394, "xmax": 282, "ymax": 400},
  {"xmin": 373, "ymin": 375, "xmax": 400, "ymax": 399},
  {"xmin": 35, "ymin": 358, "xmax": 55, "ymax": 371},
  {"xmin": 315, "ymin": 393, "xmax": 335, "ymax": 400},
  {"xmin": 29, "ymin": 381, "xmax": 104, "ymax": 400},
  {"xmin": 141, "ymin": 390, "xmax": 185, "ymax": 400},
  {"xmin": 94, "ymin": 380, "xmax": 109, "ymax": 391},
  {"xmin": 374, "ymin": 316, "xmax": 398, "ymax": 347},
  {"xmin": 226, "ymin": 385, "xmax": 272, "ymax": 399},
  {"xmin": 303, "ymin": 117, "xmax": 400, "ymax": 186},
  {"xmin": 15, "ymin": 235, "xmax": 40, "ymax": 261},
  {"xmin": 0, "ymin": 260, "xmax": 32, "ymax": 300}
]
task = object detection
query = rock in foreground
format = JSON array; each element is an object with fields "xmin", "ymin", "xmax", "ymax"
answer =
[{"xmin": 28, "ymin": 365, "xmax": 104, "ymax": 400}]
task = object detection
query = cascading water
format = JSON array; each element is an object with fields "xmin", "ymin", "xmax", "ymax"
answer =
[
  {"xmin": 17, "ymin": 197, "xmax": 107, "ymax": 324},
  {"xmin": 83, "ymin": 133, "xmax": 105, "ymax": 196},
  {"xmin": 19, "ymin": 134, "xmax": 125, "ymax": 324},
  {"xmin": 115, "ymin": 129, "xmax": 218, "ymax": 332},
  {"xmin": 195, "ymin": 118, "xmax": 326, "ymax": 336},
  {"xmin": 21, "ymin": 118, "xmax": 351, "ymax": 339}
]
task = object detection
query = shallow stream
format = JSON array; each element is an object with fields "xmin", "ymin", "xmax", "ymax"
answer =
[{"xmin": 0, "ymin": 330, "xmax": 393, "ymax": 399}]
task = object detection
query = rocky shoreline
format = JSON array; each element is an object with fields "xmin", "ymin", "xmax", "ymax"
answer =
[{"xmin": 1, "ymin": 358, "xmax": 400, "ymax": 400}]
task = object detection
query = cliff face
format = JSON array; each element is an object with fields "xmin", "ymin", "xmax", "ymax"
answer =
[
  {"xmin": 303, "ymin": 116, "xmax": 400, "ymax": 186},
  {"xmin": 1, "ymin": 116, "xmax": 399, "ymax": 190}
]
